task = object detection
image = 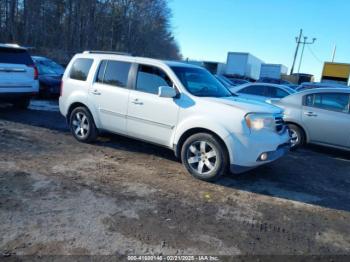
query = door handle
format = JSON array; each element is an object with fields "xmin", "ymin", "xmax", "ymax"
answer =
[
  {"xmin": 92, "ymin": 89, "xmax": 101, "ymax": 95},
  {"xmin": 304, "ymin": 112, "xmax": 318, "ymax": 117},
  {"xmin": 131, "ymin": 99, "xmax": 143, "ymax": 105}
]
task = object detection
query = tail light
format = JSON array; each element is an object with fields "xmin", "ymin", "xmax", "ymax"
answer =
[
  {"xmin": 29, "ymin": 65, "xmax": 39, "ymax": 80},
  {"xmin": 60, "ymin": 80, "xmax": 63, "ymax": 97}
]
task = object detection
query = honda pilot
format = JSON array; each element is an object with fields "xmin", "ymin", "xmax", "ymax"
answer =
[{"xmin": 59, "ymin": 51, "xmax": 290, "ymax": 181}]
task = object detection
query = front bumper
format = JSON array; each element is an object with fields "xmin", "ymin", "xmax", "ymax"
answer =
[
  {"xmin": 230, "ymin": 142, "xmax": 290, "ymax": 173},
  {"xmin": 224, "ymin": 128, "xmax": 291, "ymax": 174}
]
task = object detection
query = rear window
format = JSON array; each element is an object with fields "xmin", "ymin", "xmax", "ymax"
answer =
[
  {"xmin": 239, "ymin": 85, "xmax": 267, "ymax": 96},
  {"xmin": 268, "ymin": 86, "xmax": 289, "ymax": 98},
  {"xmin": 69, "ymin": 58, "xmax": 94, "ymax": 81},
  {"xmin": 0, "ymin": 47, "xmax": 33, "ymax": 65}
]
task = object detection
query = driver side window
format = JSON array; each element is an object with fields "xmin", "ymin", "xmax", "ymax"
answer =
[{"xmin": 136, "ymin": 65, "xmax": 173, "ymax": 95}]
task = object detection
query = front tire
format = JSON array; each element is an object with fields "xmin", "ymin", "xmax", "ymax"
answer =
[
  {"xmin": 288, "ymin": 124, "xmax": 305, "ymax": 150},
  {"xmin": 181, "ymin": 133, "xmax": 228, "ymax": 181},
  {"xmin": 69, "ymin": 107, "xmax": 97, "ymax": 143}
]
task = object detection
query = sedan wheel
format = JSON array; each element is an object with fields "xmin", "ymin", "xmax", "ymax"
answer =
[
  {"xmin": 290, "ymin": 129, "xmax": 299, "ymax": 148},
  {"xmin": 288, "ymin": 124, "xmax": 305, "ymax": 150}
]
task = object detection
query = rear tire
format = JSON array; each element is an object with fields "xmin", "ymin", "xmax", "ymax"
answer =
[
  {"xmin": 288, "ymin": 124, "xmax": 305, "ymax": 150},
  {"xmin": 13, "ymin": 98, "xmax": 30, "ymax": 109},
  {"xmin": 69, "ymin": 107, "xmax": 98, "ymax": 143},
  {"xmin": 181, "ymin": 133, "xmax": 228, "ymax": 182}
]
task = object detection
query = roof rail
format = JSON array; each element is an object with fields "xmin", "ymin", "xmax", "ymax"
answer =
[{"xmin": 83, "ymin": 50, "xmax": 131, "ymax": 56}]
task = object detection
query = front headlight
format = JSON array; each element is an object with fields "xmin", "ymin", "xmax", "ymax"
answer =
[{"xmin": 245, "ymin": 113, "xmax": 275, "ymax": 131}]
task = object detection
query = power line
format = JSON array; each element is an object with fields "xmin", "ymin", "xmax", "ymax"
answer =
[
  {"xmin": 306, "ymin": 45, "xmax": 323, "ymax": 64},
  {"xmin": 290, "ymin": 29, "xmax": 317, "ymax": 74},
  {"xmin": 297, "ymin": 36, "xmax": 317, "ymax": 73}
]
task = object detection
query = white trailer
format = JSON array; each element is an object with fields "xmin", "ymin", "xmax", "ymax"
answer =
[
  {"xmin": 185, "ymin": 60, "xmax": 226, "ymax": 75},
  {"xmin": 260, "ymin": 64, "xmax": 288, "ymax": 79},
  {"xmin": 225, "ymin": 52, "xmax": 264, "ymax": 80}
]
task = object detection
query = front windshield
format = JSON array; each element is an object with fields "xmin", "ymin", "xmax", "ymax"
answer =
[{"xmin": 171, "ymin": 66, "xmax": 232, "ymax": 97}]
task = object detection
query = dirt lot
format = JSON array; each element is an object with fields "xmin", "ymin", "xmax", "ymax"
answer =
[{"xmin": 1, "ymin": 100, "xmax": 350, "ymax": 257}]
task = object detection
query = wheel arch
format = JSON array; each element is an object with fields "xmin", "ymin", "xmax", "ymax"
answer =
[
  {"xmin": 66, "ymin": 102, "xmax": 100, "ymax": 129},
  {"xmin": 174, "ymin": 127, "xmax": 230, "ymax": 162}
]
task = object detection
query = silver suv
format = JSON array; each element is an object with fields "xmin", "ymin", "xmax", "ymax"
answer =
[{"xmin": 0, "ymin": 44, "xmax": 39, "ymax": 108}]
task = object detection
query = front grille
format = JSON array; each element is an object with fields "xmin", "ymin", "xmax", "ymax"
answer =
[{"xmin": 275, "ymin": 115, "xmax": 284, "ymax": 133}]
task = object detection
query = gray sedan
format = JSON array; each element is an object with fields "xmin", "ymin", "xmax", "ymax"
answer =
[
  {"xmin": 230, "ymin": 83, "xmax": 296, "ymax": 102},
  {"xmin": 272, "ymin": 88, "xmax": 350, "ymax": 150}
]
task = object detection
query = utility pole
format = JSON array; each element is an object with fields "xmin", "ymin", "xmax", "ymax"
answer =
[
  {"xmin": 290, "ymin": 29, "xmax": 303, "ymax": 75},
  {"xmin": 298, "ymin": 36, "xmax": 316, "ymax": 73},
  {"xmin": 297, "ymin": 36, "xmax": 317, "ymax": 73}
]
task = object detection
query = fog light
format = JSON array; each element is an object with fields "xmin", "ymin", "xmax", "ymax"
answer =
[{"xmin": 260, "ymin": 153, "xmax": 268, "ymax": 161}]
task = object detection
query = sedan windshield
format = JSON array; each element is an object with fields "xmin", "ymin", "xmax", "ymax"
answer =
[{"xmin": 171, "ymin": 66, "xmax": 232, "ymax": 97}]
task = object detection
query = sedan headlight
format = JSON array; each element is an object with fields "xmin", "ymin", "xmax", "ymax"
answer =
[{"xmin": 245, "ymin": 113, "xmax": 275, "ymax": 131}]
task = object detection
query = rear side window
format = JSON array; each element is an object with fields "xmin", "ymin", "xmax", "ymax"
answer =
[
  {"xmin": 0, "ymin": 47, "xmax": 33, "ymax": 65},
  {"xmin": 136, "ymin": 65, "xmax": 173, "ymax": 94},
  {"xmin": 69, "ymin": 58, "xmax": 93, "ymax": 81},
  {"xmin": 305, "ymin": 93, "xmax": 350, "ymax": 113},
  {"xmin": 239, "ymin": 85, "xmax": 266, "ymax": 96},
  {"xmin": 305, "ymin": 94, "xmax": 314, "ymax": 106},
  {"xmin": 96, "ymin": 60, "xmax": 131, "ymax": 88}
]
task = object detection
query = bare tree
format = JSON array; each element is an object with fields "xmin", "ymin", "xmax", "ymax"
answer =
[{"xmin": 0, "ymin": 0, "xmax": 181, "ymax": 63}]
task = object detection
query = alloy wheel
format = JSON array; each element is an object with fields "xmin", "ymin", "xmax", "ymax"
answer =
[
  {"xmin": 186, "ymin": 141, "xmax": 218, "ymax": 175},
  {"xmin": 290, "ymin": 129, "xmax": 299, "ymax": 148},
  {"xmin": 72, "ymin": 112, "xmax": 90, "ymax": 139}
]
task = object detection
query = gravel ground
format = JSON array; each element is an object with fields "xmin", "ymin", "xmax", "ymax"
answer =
[{"xmin": 0, "ymin": 100, "xmax": 350, "ymax": 258}]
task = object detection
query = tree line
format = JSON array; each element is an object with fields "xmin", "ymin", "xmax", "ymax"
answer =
[{"xmin": 0, "ymin": 0, "xmax": 181, "ymax": 64}]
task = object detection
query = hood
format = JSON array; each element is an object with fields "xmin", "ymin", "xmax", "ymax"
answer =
[{"xmin": 202, "ymin": 96, "xmax": 283, "ymax": 115}]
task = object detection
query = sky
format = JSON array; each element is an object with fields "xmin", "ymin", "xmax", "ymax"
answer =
[{"xmin": 169, "ymin": 0, "xmax": 350, "ymax": 80}]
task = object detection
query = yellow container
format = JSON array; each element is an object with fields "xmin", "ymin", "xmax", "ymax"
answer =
[{"xmin": 322, "ymin": 62, "xmax": 350, "ymax": 83}]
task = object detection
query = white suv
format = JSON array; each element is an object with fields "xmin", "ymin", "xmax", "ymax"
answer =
[
  {"xmin": 0, "ymin": 44, "xmax": 39, "ymax": 108},
  {"xmin": 59, "ymin": 51, "xmax": 290, "ymax": 181}
]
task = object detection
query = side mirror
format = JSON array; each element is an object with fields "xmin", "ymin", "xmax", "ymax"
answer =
[{"xmin": 158, "ymin": 86, "xmax": 177, "ymax": 98}]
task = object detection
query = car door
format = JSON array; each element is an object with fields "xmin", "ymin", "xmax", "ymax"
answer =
[
  {"xmin": 127, "ymin": 64, "xmax": 179, "ymax": 147},
  {"xmin": 302, "ymin": 92, "xmax": 350, "ymax": 147},
  {"xmin": 237, "ymin": 85, "xmax": 268, "ymax": 102},
  {"xmin": 90, "ymin": 60, "xmax": 132, "ymax": 134}
]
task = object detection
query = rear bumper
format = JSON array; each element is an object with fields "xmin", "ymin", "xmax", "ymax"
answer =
[{"xmin": 0, "ymin": 92, "xmax": 37, "ymax": 102}]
